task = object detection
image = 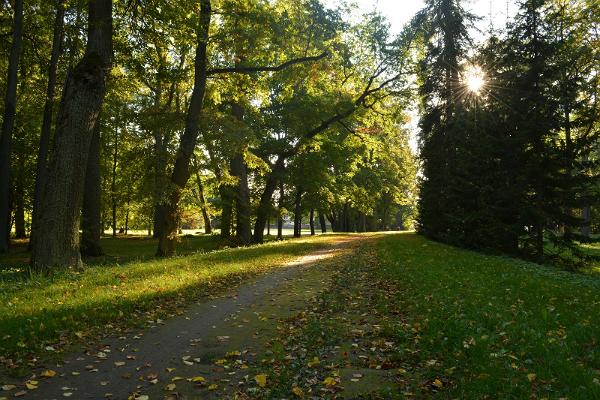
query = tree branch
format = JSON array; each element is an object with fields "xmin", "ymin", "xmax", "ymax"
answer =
[{"xmin": 206, "ymin": 52, "xmax": 328, "ymax": 76}]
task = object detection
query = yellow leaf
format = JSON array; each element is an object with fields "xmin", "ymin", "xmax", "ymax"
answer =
[
  {"xmin": 527, "ymin": 373, "xmax": 537, "ymax": 382},
  {"xmin": 255, "ymin": 374, "xmax": 267, "ymax": 388},
  {"xmin": 171, "ymin": 377, "xmax": 184, "ymax": 382},
  {"xmin": 323, "ymin": 377, "xmax": 337, "ymax": 387},
  {"xmin": 208, "ymin": 384, "xmax": 218, "ymax": 391},
  {"xmin": 191, "ymin": 376, "xmax": 205, "ymax": 383},
  {"xmin": 226, "ymin": 350, "xmax": 241, "ymax": 357},
  {"xmin": 292, "ymin": 386, "xmax": 304, "ymax": 397},
  {"xmin": 307, "ymin": 357, "xmax": 320, "ymax": 368},
  {"xmin": 25, "ymin": 381, "xmax": 38, "ymax": 390},
  {"xmin": 41, "ymin": 370, "xmax": 56, "ymax": 378},
  {"xmin": 432, "ymin": 379, "xmax": 443, "ymax": 388},
  {"xmin": 165, "ymin": 383, "xmax": 176, "ymax": 391},
  {"xmin": 166, "ymin": 368, "xmax": 175, "ymax": 373}
]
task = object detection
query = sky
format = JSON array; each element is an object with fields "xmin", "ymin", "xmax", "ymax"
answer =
[
  {"xmin": 321, "ymin": 0, "xmax": 520, "ymax": 152},
  {"xmin": 323, "ymin": 0, "xmax": 519, "ymax": 39}
]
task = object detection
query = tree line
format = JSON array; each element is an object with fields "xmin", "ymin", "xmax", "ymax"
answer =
[
  {"xmin": 417, "ymin": 0, "xmax": 599, "ymax": 265},
  {"xmin": 0, "ymin": 0, "xmax": 417, "ymax": 271}
]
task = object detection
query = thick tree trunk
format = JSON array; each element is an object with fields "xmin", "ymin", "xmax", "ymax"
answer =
[
  {"xmin": 319, "ymin": 211, "xmax": 327, "ymax": 233},
  {"xmin": 14, "ymin": 155, "xmax": 25, "ymax": 239},
  {"xmin": 277, "ymin": 182, "xmax": 284, "ymax": 240},
  {"xmin": 309, "ymin": 208, "xmax": 315, "ymax": 236},
  {"xmin": 31, "ymin": 0, "xmax": 112, "ymax": 271},
  {"xmin": 253, "ymin": 158, "xmax": 284, "ymax": 243},
  {"xmin": 31, "ymin": 0, "xmax": 64, "ymax": 246},
  {"xmin": 195, "ymin": 171, "xmax": 212, "ymax": 234},
  {"xmin": 267, "ymin": 214, "xmax": 271, "ymax": 236},
  {"xmin": 0, "ymin": 0, "xmax": 23, "ymax": 252},
  {"xmin": 156, "ymin": 0, "xmax": 211, "ymax": 256},
  {"xmin": 81, "ymin": 122, "xmax": 103, "ymax": 256},
  {"xmin": 293, "ymin": 187, "xmax": 303, "ymax": 238}
]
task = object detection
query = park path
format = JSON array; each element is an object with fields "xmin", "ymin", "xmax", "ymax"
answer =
[{"xmin": 25, "ymin": 235, "xmax": 363, "ymax": 400}]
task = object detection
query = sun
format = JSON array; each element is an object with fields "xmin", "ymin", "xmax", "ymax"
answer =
[{"xmin": 463, "ymin": 65, "xmax": 486, "ymax": 94}]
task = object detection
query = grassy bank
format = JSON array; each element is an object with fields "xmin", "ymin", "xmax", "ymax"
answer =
[
  {"xmin": 0, "ymin": 234, "xmax": 340, "ymax": 377},
  {"xmin": 252, "ymin": 233, "xmax": 600, "ymax": 399}
]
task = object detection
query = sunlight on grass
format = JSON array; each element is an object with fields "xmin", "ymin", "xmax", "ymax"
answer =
[{"xmin": 0, "ymin": 235, "xmax": 344, "ymax": 375}]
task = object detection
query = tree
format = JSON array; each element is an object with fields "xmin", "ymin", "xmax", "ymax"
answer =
[
  {"xmin": 31, "ymin": 0, "xmax": 112, "ymax": 271},
  {"xmin": 0, "ymin": 0, "xmax": 24, "ymax": 252}
]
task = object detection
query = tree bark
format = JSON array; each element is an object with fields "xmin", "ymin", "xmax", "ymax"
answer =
[
  {"xmin": 277, "ymin": 182, "xmax": 284, "ymax": 240},
  {"xmin": 14, "ymin": 155, "xmax": 25, "ymax": 239},
  {"xmin": 31, "ymin": 0, "xmax": 112, "ymax": 271},
  {"xmin": 81, "ymin": 122, "xmax": 103, "ymax": 256},
  {"xmin": 230, "ymin": 151, "xmax": 251, "ymax": 244},
  {"xmin": 195, "ymin": 171, "xmax": 212, "ymax": 234},
  {"xmin": 309, "ymin": 208, "xmax": 315, "ymax": 236},
  {"xmin": 293, "ymin": 187, "xmax": 303, "ymax": 238},
  {"xmin": 31, "ymin": 0, "xmax": 65, "ymax": 246},
  {"xmin": 219, "ymin": 185, "xmax": 233, "ymax": 239},
  {"xmin": 253, "ymin": 158, "xmax": 284, "ymax": 243},
  {"xmin": 110, "ymin": 126, "xmax": 119, "ymax": 237},
  {"xmin": 319, "ymin": 211, "xmax": 327, "ymax": 233},
  {"xmin": 0, "ymin": 0, "xmax": 24, "ymax": 252},
  {"xmin": 156, "ymin": 0, "xmax": 211, "ymax": 256}
]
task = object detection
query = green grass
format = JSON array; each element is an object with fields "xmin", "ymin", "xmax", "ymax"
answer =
[
  {"xmin": 248, "ymin": 233, "xmax": 600, "ymax": 399},
  {"xmin": 374, "ymin": 233, "xmax": 600, "ymax": 399},
  {"xmin": 0, "ymin": 234, "xmax": 340, "ymax": 377},
  {"xmin": 0, "ymin": 234, "xmax": 222, "ymax": 276}
]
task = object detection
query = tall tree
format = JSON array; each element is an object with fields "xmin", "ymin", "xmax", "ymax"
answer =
[
  {"xmin": 31, "ymin": 0, "xmax": 65, "ymax": 245},
  {"xmin": 416, "ymin": 0, "xmax": 474, "ymax": 243},
  {"xmin": 0, "ymin": 0, "xmax": 24, "ymax": 252},
  {"xmin": 31, "ymin": 0, "xmax": 113, "ymax": 271}
]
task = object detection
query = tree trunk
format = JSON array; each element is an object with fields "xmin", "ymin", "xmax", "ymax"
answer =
[
  {"xmin": 14, "ymin": 155, "xmax": 25, "ymax": 239},
  {"xmin": 219, "ymin": 186, "xmax": 233, "ymax": 239},
  {"xmin": 195, "ymin": 171, "xmax": 212, "ymax": 234},
  {"xmin": 277, "ymin": 182, "xmax": 284, "ymax": 240},
  {"xmin": 81, "ymin": 122, "xmax": 103, "ymax": 256},
  {"xmin": 230, "ymin": 152, "xmax": 251, "ymax": 244},
  {"xmin": 293, "ymin": 187, "xmax": 303, "ymax": 238},
  {"xmin": 309, "ymin": 208, "xmax": 315, "ymax": 236},
  {"xmin": 156, "ymin": 0, "xmax": 211, "ymax": 256},
  {"xmin": 124, "ymin": 202, "xmax": 129, "ymax": 235},
  {"xmin": 31, "ymin": 0, "xmax": 112, "ymax": 271},
  {"xmin": 319, "ymin": 211, "xmax": 326, "ymax": 233},
  {"xmin": 152, "ymin": 130, "xmax": 167, "ymax": 238},
  {"xmin": 253, "ymin": 157, "xmax": 284, "ymax": 243},
  {"xmin": 111, "ymin": 127, "xmax": 119, "ymax": 237},
  {"xmin": 0, "ymin": 0, "xmax": 23, "ymax": 252},
  {"xmin": 582, "ymin": 206, "xmax": 591, "ymax": 237},
  {"xmin": 31, "ymin": 0, "xmax": 64, "ymax": 246},
  {"xmin": 267, "ymin": 214, "xmax": 271, "ymax": 236}
]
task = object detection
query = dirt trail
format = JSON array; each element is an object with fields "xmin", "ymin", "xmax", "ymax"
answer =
[{"xmin": 25, "ymin": 236, "xmax": 363, "ymax": 400}]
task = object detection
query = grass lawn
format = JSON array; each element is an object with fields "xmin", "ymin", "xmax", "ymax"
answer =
[
  {"xmin": 0, "ymin": 234, "xmax": 340, "ymax": 377},
  {"xmin": 252, "ymin": 233, "xmax": 600, "ymax": 399}
]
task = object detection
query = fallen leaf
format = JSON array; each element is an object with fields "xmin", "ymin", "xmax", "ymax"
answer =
[
  {"xmin": 25, "ymin": 380, "xmax": 38, "ymax": 390},
  {"xmin": 323, "ymin": 377, "xmax": 337, "ymax": 387},
  {"xmin": 255, "ymin": 374, "xmax": 267, "ymax": 388},
  {"xmin": 14, "ymin": 391, "xmax": 27, "ymax": 397},
  {"xmin": 527, "ymin": 373, "xmax": 537, "ymax": 382},
  {"xmin": 41, "ymin": 370, "xmax": 57, "ymax": 378},
  {"xmin": 165, "ymin": 384, "xmax": 176, "ymax": 391},
  {"xmin": 1, "ymin": 385, "xmax": 15, "ymax": 391},
  {"xmin": 292, "ymin": 386, "xmax": 304, "ymax": 397},
  {"xmin": 307, "ymin": 357, "xmax": 320, "ymax": 368},
  {"xmin": 432, "ymin": 379, "xmax": 443, "ymax": 388},
  {"xmin": 63, "ymin": 393, "xmax": 73, "ymax": 397},
  {"xmin": 191, "ymin": 376, "xmax": 205, "ymax": 383},
  {"xmin": 114, "ymin": 362, "xmax": 125, "ymax": 367},
  {"xmin": 208, "ymin": 384, "xmax": 218, "ymax": 391}
]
